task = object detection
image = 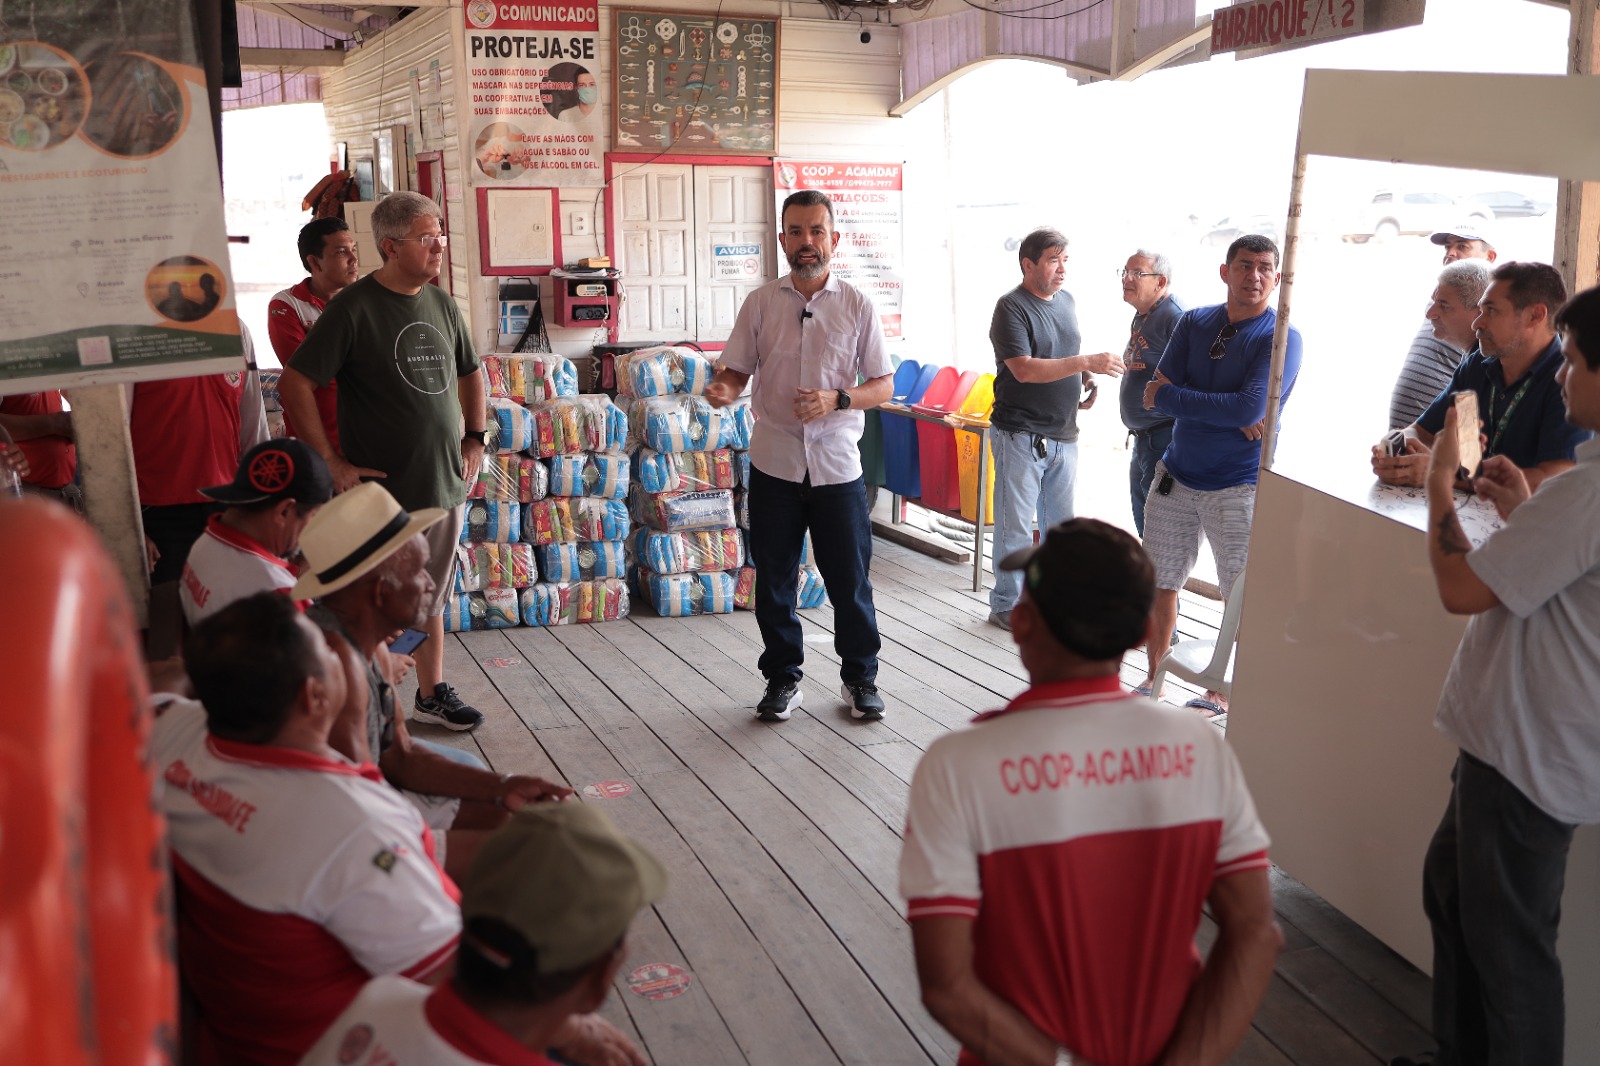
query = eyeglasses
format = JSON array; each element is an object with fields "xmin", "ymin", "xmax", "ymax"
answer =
[
  {"xmin": 392, "ymin": 235, "xmax": 449, "ymax": 249},
  {"xmin": 1117, "ymin": 269, "xmax": 1163, "ymax": 280},
  {"xmin": 1210, "ymin": 323, "xmax": 1239, "ymax": 360}
]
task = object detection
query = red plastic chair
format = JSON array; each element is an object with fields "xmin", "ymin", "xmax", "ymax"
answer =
[{"xmin": 914, "ymin": 369, "xmax": 978, "ymax": 512}]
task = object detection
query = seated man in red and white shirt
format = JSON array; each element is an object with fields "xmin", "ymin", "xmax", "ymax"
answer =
[
  {"xmin": 179, "ymin": 437, "xmax": 334, "ymax": 626},
  {"xmin": 152, "ymin": 592, "xmax": 462, "ymax": 1066},
  {"xmin": 900, "ymin": 519, "xmax": 1282, "ymax": 1066},
  {"xmin": 300, "ymin": 802, "xmax": 664, "ymax": 1066}
]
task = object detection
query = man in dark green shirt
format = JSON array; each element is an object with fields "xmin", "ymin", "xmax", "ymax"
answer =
[{"xmin": 279, "ymin": 191, "xmax": 489, "ymax": 731}]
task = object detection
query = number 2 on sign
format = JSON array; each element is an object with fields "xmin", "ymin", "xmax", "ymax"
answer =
[{"xmin": 1313, "ymin": 0, "xmax": 1356, "ymax": 30}]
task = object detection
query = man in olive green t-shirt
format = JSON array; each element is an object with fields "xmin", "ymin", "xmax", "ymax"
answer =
[{"xmin": 279, "ymin": 191, "xmax": 489, "ymax": 732}]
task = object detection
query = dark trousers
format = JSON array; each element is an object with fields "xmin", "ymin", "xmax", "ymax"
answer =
[
  {"xmin": 747, "ymin": 465, "xmax": 879, "ymax": 686},
  {"xmin": 1129, "ymin": 422, "xmax": 1173, "ymax": 538},
  {"xmin": 1423, "ymin": 752, "xmax": 1576, "ymax": 1065},
  {"xmin": 141, "ymin": 502, "xmax": 221, "ymax": 584}
]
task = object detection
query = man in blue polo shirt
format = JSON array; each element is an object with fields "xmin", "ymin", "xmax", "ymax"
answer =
[
  {"xmin": 1374, "ymin": 261, "xmax": 1589, "ymax": 491},
  {"xmin": 1136, "ymin": 235, "xmax": 1302, "ymax": 715}
]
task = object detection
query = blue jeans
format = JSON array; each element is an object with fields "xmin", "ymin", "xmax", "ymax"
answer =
[
  {"xmin": 989, "ymin": 428, "xmax": 1077, "ymax": 614},
  {"xmin": 747, "ymin": 466, "xmax": 879, "ymax": 685},
  {"xmin": 1128, "ymin": 423, "xmax": 1174, "ymax": 538},
  {"xmin": 1423, "ymin": 752, "xmax": 1576, "ymax": 1065},
  {"xmin": 414, "ymin": 738, "xmax": 486, "ymax": 769}
]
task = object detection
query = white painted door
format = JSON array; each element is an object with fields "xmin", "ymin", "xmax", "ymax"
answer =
[
  {"xmin": 694, "ymin": 166, "xmax": 774, "ymax": 342},
  {"xmin": 614, "ymin": 163, "xmax": 776, "ymax": 344},
  {"xmin": 616, "ymin": 164, "xmax": 694, "ymax": 341}
]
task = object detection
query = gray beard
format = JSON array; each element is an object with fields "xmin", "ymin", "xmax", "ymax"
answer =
[{"xmin": 789, "ymin": 259, "xmax": 826, "ymax": 280}]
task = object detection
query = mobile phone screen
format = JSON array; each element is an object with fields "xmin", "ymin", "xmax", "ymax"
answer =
[
  {"xmin": 389, "ymin": 628, "xmax": 428, "ymax": 656},
  {"xmin": 1453, "ymin": 390, "xmax": 1483, "ymax": 478}
]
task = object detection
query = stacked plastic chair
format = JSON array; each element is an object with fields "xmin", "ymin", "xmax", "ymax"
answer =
[
  {"xmin": 881, "ymin": 360, "xmax": 939, "ymax": 500},
  {"xmin": 956, "ymin": 373, "xmax": 997, "ymax": 524},
  {"xmin": 914, "ymin": 367, "xmax": 978, "ymax": 513}
]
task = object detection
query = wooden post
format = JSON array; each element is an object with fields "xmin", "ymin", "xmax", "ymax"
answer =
[
  {"xmin": 1556, "ymin": 0, "xmax": 1600, "ymax": 294},
  {"xmin": 1259, "ymin": 103, "xmax": 1307, "ymax": 474},
  {"xmin": 62, "ymin": 386, "xmax": 150, "ymax": 627}
]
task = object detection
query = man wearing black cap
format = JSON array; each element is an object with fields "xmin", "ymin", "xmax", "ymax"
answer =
[
  {"xmin": 179, "ymin": 437, "xmax": 334, "ymax": 626},
  {"xmin": 299, "ymin": 803, "xmax": 660, "ymax": 1066},
  {"xmin": 901, "ymin": 519, "xmax": 1280, "ymax": 1066}
]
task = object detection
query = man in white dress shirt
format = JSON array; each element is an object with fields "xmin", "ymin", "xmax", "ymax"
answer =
[{"xmin": 706, "ymin": 190, "xmax": 894, "ymax": 723}]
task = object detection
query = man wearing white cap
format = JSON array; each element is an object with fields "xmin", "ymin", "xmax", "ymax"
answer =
[
  {"xmin": 294, "ymin": 482, "xmax": 572, "ymax": 880},
  {"xmin": 300, "ymin": 803, "xmax": 662, "ymax": 1066}
]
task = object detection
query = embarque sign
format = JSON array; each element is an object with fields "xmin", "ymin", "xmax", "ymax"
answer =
[{"xmin": 1211, "ymin": 0, "xmax": 1365, "ymax": 56}]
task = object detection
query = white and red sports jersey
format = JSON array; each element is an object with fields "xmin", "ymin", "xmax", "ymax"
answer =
[
  {"xmin": 298, "ymin": 976, "xmax": 559, "ymax": 1066},
  {"xmin": 151, "ymin": 699, "xmax": 462, "ymax": 1066},
  {"xmin": 180, "ymin": 515, "xmax": 299, "ymax": 626},
  {"xmin": 269, "ymin": 280, "xmax": 340, "ymax": 448},
  {"xmin": 900, "ymin": 676, "xmax": 1270, "ymax": 1066}
]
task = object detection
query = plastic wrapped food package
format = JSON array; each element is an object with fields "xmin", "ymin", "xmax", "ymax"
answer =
[
  {"xmin": 729, "ymin": 565, "xmax": 828, "ymax": 611},
  {"xmin": 522, "ymin": 497, "xmax": 630, "ymax": 545},
  {"xmin": 631, "ymin": 487, "xmax": 736, "ymax": 533},
  {"xmin": 529, "ymin": 395, "xmax": 628, "ymax": 457},
  {"xmin": 454, "ymin": 542, "xmax": 537, "ymax": 592},
  {"xmin": 487, "ymin": 397, "xmax": 536, "ymax": 454},
  {"xmin": 442, "ymin": 590, "xmax": 518, "ymax": 631},
  {"xmin": 461, "ymin": 500, "xmax": 521, "ymax": 543},
  {"xmin": 631, "ymin": 527, "xmax": 743, "ymax": 575},
  {"xmin": 470, "ymin": 452, "xmax": 548, "ymax": 503},
  {"xmin": 636, "ymin": 568, "xmax": 738, "ymax": 617},
  {"xmin": 535, "ymin": 540, "xmax": 627, "ymax": 583},
  {"xmin": 483, "ymin": 353, "xmax": 579, "ymax": 403},
  {"xmin": 546, "ymin": 451, "xmax": 630, "ymax": 499},
  {"xmin": 614, "ymin": 345, "xmax": 716, "ymax": 399},
  {"xmin": 520, "ymin": 579, "xmax": 630, "ymax": 626},
  {"xmin": 633, "ymin": 447, "xmax": 737, "ymax": 494},
  {"xmin": 735, "ymin": 489, "xmax": 748, "ymax": 530},
  {"xmin": 631, "ymin": 395, "xmax": 751, "ymax": 454}
]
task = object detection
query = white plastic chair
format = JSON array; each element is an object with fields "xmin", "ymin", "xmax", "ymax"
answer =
[{"xmin": 1152, "ymin": 568, "xmax": 1248, "ymax": 701}]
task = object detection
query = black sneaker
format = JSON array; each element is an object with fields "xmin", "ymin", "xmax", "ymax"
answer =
[
  {"xmin": 841, "ymin": 681, "xmax": 885, "ymax": 721},
  {"xmin": 757, "ymin": 678, "xmax": 802, "ymax": 722},
  {"xmin": 413, "ymin": 683, "xmax": 484, "ymax": 731}
]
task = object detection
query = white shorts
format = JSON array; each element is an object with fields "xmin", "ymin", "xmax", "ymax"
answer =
[
  {"xmin": 402, "ymin": 789, "xmax": 462, "ymax": 865},
  {"xmin": 1141, "ymin": 462, "xmax": 1256, "ymax": 597},
  {"xmin": 423, "ymin": 503, "xmax": 466, "ymax": 616}
]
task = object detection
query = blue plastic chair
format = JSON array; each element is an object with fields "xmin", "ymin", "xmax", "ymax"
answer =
[{"xmin": 883, "ymin": 361, "xmax": 940, "ymax": 499}]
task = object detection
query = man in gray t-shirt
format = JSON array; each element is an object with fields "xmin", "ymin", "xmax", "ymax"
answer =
[{"xmin": 986, "ymin": 228, "xmax": 1124, "ymax": 628}]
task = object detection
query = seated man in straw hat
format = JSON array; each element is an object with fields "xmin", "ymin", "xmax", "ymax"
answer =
[
  {"xmin": 300, "ymin": 802, "xmax": 663, "ymax": 1066},
  {"xmin": 293, "ymin": 482, "xmax": 571, "ymax": 881}
]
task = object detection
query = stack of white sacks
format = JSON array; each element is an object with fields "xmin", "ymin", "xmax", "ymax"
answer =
[
  {"xmin": 443, "ymin": 354, "xmax": 631, "ymax": 630},
  {"xmin": 618, "ymin": 345, "xmax": 773, "ymax": 617}
]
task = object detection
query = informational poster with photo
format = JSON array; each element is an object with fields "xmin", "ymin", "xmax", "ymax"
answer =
[
  {"xmin": 773, "ymin": 159, "xmax": 905, "ymax": 338},
  {"xmin": 465, "ymin": 0, "xmax": 602, "ymax": 187},
  {"xmin": 0, "ymin": 0, "xmax": 244, "ymax": 391}
]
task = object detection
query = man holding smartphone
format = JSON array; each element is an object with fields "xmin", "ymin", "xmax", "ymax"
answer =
[
  {"xmin": 1137, "ymin": 235, "xmax": 1303, "ymax": 716},
  {"xmin": 1374, "ymin": 262, "xmax": 1588, "ymax": 493}
]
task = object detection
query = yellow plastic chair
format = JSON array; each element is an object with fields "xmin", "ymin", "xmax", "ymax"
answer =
[{"xmin": 956, "ymin": 373, "xmax": 995, "ymax": 524}]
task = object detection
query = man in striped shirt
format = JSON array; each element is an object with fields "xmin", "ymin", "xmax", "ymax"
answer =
[
  {"xmin": 1386, "ymin": 228, "xmax": 1496, "ymax": 430},
  {"xmin": 901, "ymin": 519, "xmax": 1280, "ymax": 1066}
]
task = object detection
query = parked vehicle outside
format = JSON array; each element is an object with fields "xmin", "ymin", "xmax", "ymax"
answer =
[
  {"xmin": 1467, "ymin": 190, "xmax": 1553, "ymax": 219},
  {"xmin": 1341, "ymin": 189, "xmax": 1491, "ymax": 243}
]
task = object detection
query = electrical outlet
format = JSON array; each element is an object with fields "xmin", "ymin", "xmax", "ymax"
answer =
[{"xmin": 571, "ymin": 209, "xmax": 592, "ymax": 236}]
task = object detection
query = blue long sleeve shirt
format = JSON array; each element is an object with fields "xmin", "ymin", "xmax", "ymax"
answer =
[{"xmin": 1153, "ymin": 303, "xmax": 1303, "ymax": 490}]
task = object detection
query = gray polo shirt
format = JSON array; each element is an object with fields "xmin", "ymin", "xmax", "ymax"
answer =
[{"xmin": 1437, "ymin": 437, "xmax": 1600, "ymax": 823}]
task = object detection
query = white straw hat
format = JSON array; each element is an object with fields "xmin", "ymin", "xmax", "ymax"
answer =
[{"xmin": 290, "ymin": 482, "xmax": 447, "ymax": 599}]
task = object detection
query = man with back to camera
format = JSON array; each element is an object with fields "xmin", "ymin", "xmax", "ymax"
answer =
[
  {"xmin": 901, "ymin": 518, "xmax": 1281, "ymax": 1066},
  {"xmin": 1137, "ymin": 235, "xmax": 1303, "ymax": 716},
  {"xmin": 986, "ymin": 227, "xmax": 1124, "ymax": 630},
  {"xmin": 1118, "ymin": 248, "xmax": 1185, "ymax": 538},
  {"xmin": 704, "ymin": 190, "xmax": 895, "ymax": 724},
  {"xmin": 1373, "ymin": 262, "xmax": 1590, "ymax": 493},
  {"xmin": 1390, "ymin": 284, "xmax": 1600, "ymax": 1066},
  {"xmin": 298, "ymin": 802, "xmax": 662, "ymax": 1066},
  {"xmin": 1385, "ymin": 259, "xmax": 1493, "ymax": 433},
  {"xmin": 269, "ymin": 217, "xmax": 361, "ymax": 448},
  {"xmin": 179, "ymin": 437, "xmax": 333, "ymax": 626},
  {"xmin": 278, "ymin": 190, "xmax": 490, "ymax": 733}
]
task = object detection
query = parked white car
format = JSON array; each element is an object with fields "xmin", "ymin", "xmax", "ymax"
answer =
[{"xmin": 1341, "ymin": 190, "xmax": 1492, "ymax": 243}]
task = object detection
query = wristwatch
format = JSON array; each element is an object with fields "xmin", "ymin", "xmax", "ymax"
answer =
[
  {"xmin": 463, "ymin": 429, "xmax": 489, "ymax": 445},
  {"xmin": 835, "ymin": 388, "xmax": 852, "ymax": 410}
]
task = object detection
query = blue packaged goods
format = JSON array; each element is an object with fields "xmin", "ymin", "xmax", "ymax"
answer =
[
  {"xmin": 454, "ymin": 542, "xmax": 537, "ymax": 592},
  {"xmin": 522, "ymin": 497, "xmax": 629, "ymax": 544},
  {"xmin": 487, "ymin": 397, "xmax": 536, "ymax": 453},
  {"xmin": 483, "ymin": 353, "xmax": 579, "ymax": 403},
  {"xmin": 631, "ymin": 486, "xmax": 736, "ymax": 533},
  {"xmin": 633, "ymin": 447, "xmax": 737, "ymax": 494},
  {"xmin": 519, "ymin": 578, "xmax": 630, "ymax": 626},
  {"xmin": 632, "ymin": 395, "xmax": 746, "ymax": 453},
  {"xmin": 636, "ymin": 568, "xmax": 738, "ymax": 617},
  {"xmin": 443, "ymin": 593, "xmax": 489, "ymax": 631},
  {"xmin": 535, "ymin": 540, "xmax": 627, "ymax": 582},
  {"xmin": 615, "ymin": 345, "xmax": 717, "ymax": 399},
  {"xmin": 546, "ymin": 451, "xmax": 630, "ymax": 499},
  {"xmin": 461, "ymin": 500, "xmax": 521, "ymax": 543},
  {"xmin": 630, "ymin": 527, "xmax": 743, "ymax": 575},
  {"xmin": 529, "ymin": 395, "xmax": 628, "ymax": 457}
]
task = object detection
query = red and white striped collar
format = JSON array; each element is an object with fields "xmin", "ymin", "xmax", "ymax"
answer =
[
  {"xmin": 203, "ymin": 515, "xmax": 291, "ymax": 569},
  {"xmin": 972, "ymin": 675, "xmax": 1133, "ymax": 722},
  {"xmin": 426, "ymin": 982, "xmax": 556, "ymax": 1065},
  {"xmin": 207, "ymin": 735, "xmax": 382, "ymax": 782}
]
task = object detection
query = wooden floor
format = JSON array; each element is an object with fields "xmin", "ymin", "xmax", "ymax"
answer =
[{"xmin": 415, "ymin": 535, "xmax": 1436, "ymax": 1066}]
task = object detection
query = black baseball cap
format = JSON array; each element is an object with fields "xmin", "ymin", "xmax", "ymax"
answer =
[
  {"xmin": 997, "ymin": 518, "xmax": 1155, "ymax": 661},
  {"xmin": 202, "ymin": 438, "xmax": 334, "ymax": 507}
]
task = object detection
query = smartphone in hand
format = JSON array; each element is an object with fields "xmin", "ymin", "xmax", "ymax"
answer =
[
  {"xmin": 1453, "ymin": 390, "xmax": 1483, "ymax": 478},
  {"xmin": 388, "ymin": 628, "xmax": 429, "ymax": 656}
]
